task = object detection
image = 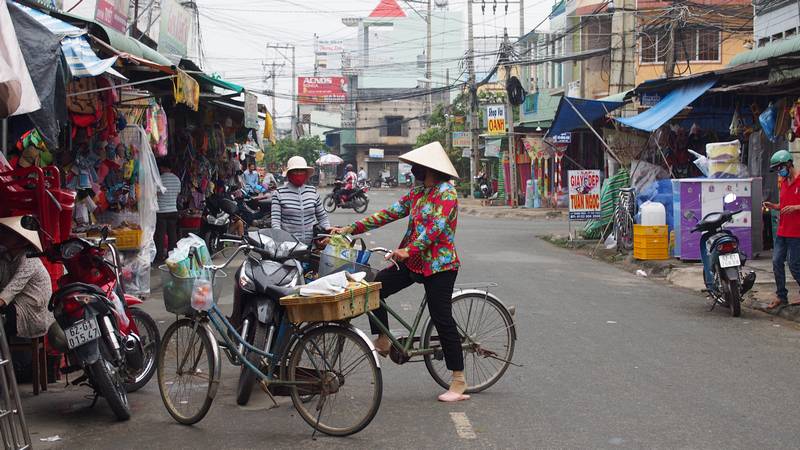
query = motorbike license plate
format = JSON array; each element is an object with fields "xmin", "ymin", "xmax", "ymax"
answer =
[
  {"xmin": 719, "ymin": 253, "xmax": 741, "ymax": 268},
  {"xmin": 65, "ymin": 318, "xmax": 101, "ymax": 350}
]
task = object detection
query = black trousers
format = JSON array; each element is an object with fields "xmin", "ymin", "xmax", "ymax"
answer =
[
  {"xmin": 371, "ymin": 264, "xmax": 463, "ymax": 371},
  {"xmin": 0, "ymin": 303, "xmax": 17, "ymax": 338},
  {"xmin": 155, "ymin": 212, "xmax": 179, "ymax": 261}
]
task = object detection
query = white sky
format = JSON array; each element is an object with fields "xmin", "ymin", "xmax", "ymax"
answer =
[{"xmin": 195, "ymin": 0, "xmax": 552, "ymax": 127}]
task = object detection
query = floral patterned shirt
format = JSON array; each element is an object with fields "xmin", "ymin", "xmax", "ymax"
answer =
[{"xmin": 351, "ymin": 182, "xmax": 460, "ymax": 276}]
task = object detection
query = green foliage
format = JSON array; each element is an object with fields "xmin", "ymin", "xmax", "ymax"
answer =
[{"xmin": 265, "ymin": 136, "xmax": 326, "ymax": 166}]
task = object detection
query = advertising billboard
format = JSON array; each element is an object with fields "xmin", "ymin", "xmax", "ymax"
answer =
[
  {"xmin": 158, "ymin": 0, "xmax": 192, "ymax": 62},
  {"xmin": 297, "ymin": 77, "xmax": 348, "ymax": 104},
  {"xmin": 568, "ymin": 170, "xmax": 602, "ymax": 221},
  {"xmin": 95, "ymin": 0, "xmax": 128, "ymax": 33}
]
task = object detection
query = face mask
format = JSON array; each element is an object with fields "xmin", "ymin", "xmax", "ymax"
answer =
[
  {"xmin": 288, "ymin": 171, "xmax": 308, "ymax": 187},
  {"xmin": 411, "ymin": 165, "xmax": 427, "ymax": 181},
  {"xmin": 779, "ymin": 167, "xmax": 790, "ymax": 178}
]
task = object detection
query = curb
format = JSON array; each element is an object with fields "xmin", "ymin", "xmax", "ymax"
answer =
[{"xmin": 540, "ymin": 234, "xmax": 800, "ymax": 325}]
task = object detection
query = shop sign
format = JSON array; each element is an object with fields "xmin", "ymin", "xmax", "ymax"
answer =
[
  {"xmin": 452, "ymin": 131, "xmax": 471, "ymax": 148},
  {"xmin": 485, "ymin": 139, "xmax": 501, "ymax": 158},
  {"xmin": 461, "ymin": 147, "xmax": 471, "ymax": 158},
  {"xmin": 551, "ymin": 132, "xmax": 571, "ymax": 144},
  {"xmin": 486, "ymin": 105, "xmax": 506, "ymax": 135},
  {"xmin": 298, "ymin": 77, "xmax": 348, "ymax": 104},
  {"xmin": 640, "ymin": 92, "xmax": 662, "ymax": 107},
  {"xmin": 369, "ymin": 148, "xmax": 384, "ymax": 159},
  {"xmin": 158, "ymin": 0, "xmax": 192, "ymax": 62},
  {"xmin": 317, "ymin": 40, "xmax": 344, "ymax": 53},
  {"xmin": 244, "ymin": 92, "xmax": 259, "ymax": 130},
  {"xmin": 568, "ymin": 170, "xmax": 602, "ymax": 220},
  {"xmin": 567, "ymin": 80, "xmax": 581, "ymax": 98},
  {"xmin": 95, "ymin": 0, "xmax": 129, "ymax": 33}
]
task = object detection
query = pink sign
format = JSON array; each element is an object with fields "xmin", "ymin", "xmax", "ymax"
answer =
[{"xmin": 95, "ymin": 0, "xmax": 129, "ymax": 33}]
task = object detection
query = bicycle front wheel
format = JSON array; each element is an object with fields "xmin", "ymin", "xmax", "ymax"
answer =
[
  {"xmin": 287, "ymin": 326, "xmax": 382, "ymax": 436},
  {"xmin": 423, "ymin": 292, "xmax": 516, "ymax": 393},
  {"xmin": 157, "ymin": 318, "xmax": 220, "ymax": 425}
]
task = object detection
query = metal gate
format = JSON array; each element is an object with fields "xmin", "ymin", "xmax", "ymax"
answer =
[{"xmin": 0, "ymin": 326, "xmax": 30, "ymax": 450}]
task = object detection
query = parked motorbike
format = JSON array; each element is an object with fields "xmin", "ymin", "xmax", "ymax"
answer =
[
  {"xmin": 21, "ymin": 217, "xmax": 160, "ymax": 420},
  {"xmin": 324, "ymin": 180, "xmax": 369, "ymax": 213},
  {"xmin": 225, "ymin": 229, "xmax": 308, "ymax": 405},
  {"xmin": 372, "ymin": 174, "xmax": 398, "ymax": 188},
  {"xmin": 475, "ymin": 173, "xmax": 493, "ymax": 199},
  {"xmin": 200, "ymin": 191, "xmax": 233, "ymax": 255},
  {"xmin": 690, "ymin": 193, "xmax": 756, "ymax": 317},
  {"xmin": 236, "ymin": 188, "xmax": 272, "ymax": 229}
]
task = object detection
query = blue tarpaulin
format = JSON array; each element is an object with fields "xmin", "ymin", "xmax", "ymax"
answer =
[
  {"xmin": 616, "ymin": 78, "xmax": 717, "ymax": 131},
  {"xmin": 13, "ymin": 1, "xmax": 125, "ymax": 79},
  {"xmin": 546, "ymin": 97, "xmax": 624, "ymax": 137}
]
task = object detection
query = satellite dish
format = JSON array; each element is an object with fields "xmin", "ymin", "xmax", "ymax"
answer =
[{"xmin": 434, "ymin": 0, "xmax": 448, "ymax": 8}]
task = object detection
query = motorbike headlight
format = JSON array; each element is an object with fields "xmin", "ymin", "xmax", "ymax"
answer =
[{"xmin": 239, "ymin": 267, "xmax": 256, "ymax": 291}]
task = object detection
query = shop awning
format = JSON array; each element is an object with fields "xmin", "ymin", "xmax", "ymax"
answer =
[
  {"xmin": 546, "ymin": 97, "xmax": 624, "ymax": 137},
  {"xmin": 616, "ymin": 78, "xmax": 717, "ymax": 132},
  {"xmin": 197, "ymin": 74, "xmax": 245, "ymax": 94},
  {"xmin": 12, "ymin": 2, "xmax": 125, "ymax": 79},
  {"xmin": 729, "ymin": 34, "xmax": 800, "ymax": 67}
]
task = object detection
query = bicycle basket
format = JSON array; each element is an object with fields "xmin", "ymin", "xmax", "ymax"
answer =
[
  {"xmin": 318, "ymin": 252, "xmax": 380, "ymax": 282},
  {"xmin": 159, "ymin": 266, "xmax": 227, "ymax": 315}
]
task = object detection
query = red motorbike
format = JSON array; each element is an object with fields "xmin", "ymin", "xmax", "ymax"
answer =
[{"xmin": 22, "ymin": 216, "xmax": 160, "ymax": 420}]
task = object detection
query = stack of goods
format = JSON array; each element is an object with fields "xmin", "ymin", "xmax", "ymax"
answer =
[{"xmin": 706, "ymin": 141, "xmax": 743, "ymax": 179}]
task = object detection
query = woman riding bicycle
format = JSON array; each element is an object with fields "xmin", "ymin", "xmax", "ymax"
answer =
[{"xmin": 334, "ymin": 142, "xmax": 468, "ymax": 402}]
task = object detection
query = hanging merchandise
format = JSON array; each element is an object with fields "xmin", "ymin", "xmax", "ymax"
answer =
[
  {"xmin": 791, "ymin": 100, "xmax": 800, "ymax": 141},
  {"xmin": 730, "ymin": 107, "xmax": 743, "ymax": 136},
  {"xmin": 173, "ymin": 70, "xmax": 199, "ymax": 111},
  {"xmin": 146, "ymin": 101, "xmax": 169, "ymax": 156},
  {"xmin": 759, "ymin": 102, "xmax": 778, "ymax": 142}
]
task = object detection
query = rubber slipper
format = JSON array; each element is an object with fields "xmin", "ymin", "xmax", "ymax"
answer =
[
  {"xmin": 437, "ymin": 391, "xmax": 471, "ymax": 402},
  {"xmin": 767, "ymin": 300, "xmax": 787, "ymax": 310}
]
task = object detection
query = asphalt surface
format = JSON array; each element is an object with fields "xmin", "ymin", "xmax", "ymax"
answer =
[{"xmin": 24, "ymin": 189, "xmax": 800, "ymax": 449}]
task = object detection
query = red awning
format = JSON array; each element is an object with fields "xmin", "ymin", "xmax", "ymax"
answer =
[{"xmin": 369, "ymin": 0, "xmax": 406, "ymax": 18}]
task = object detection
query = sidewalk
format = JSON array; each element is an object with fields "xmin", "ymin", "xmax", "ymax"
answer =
[
  {"xmin": 459, "ymin": 198, "xmax": 564, "ymax": 220},
  {"xmin": 542, "ymin": 234, "xmax": 800, "ymax": 323}
]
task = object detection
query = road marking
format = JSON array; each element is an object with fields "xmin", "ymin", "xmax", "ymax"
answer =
[
  {"xmin": 606, "ymin": 321, "xmax": 617, "ymax": 324},
  {"xmin": 450, "ymin": 412, "xmax": 477, "ymax": 439}
]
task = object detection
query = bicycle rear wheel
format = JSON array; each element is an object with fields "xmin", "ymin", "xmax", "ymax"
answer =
[
  {"xmin": 157, "ymin": 318, "xmax": 220, "ymax": 425},
  {"xmin": 287, "ymin": 325, "xmax": 382, "ymax": 436},
  {"xmin": 423, "ymin": 293, "xmax": 515, "ymax": 393}
]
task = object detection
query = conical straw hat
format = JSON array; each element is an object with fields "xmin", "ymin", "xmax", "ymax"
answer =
[
  {"xmin": 0, "ymin": 216, "xmax": 42, "ymax": 252},
  {"xmin": 399, "ymin": 141, "xmax": 459, "ymax": 179}
]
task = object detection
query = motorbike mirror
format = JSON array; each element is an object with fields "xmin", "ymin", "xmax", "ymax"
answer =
[
  {"xmin": 20, "ymin": 215, "xmax": 41, "ymax": 231},
  {"xmin": 101, "ymin": 226, "xmax": 109, "ymax": 241},
  {"xmin": 723, "ymin": 193, "xmax": 737, "ymax": 204}
]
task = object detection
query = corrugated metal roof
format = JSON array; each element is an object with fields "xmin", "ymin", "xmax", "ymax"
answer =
[
  {"xmin": 518, "ymin": 91, "xmax": 561, "ymax": 128},
  {"xmin": 729, "ymin": 35, "xmax": 800, "ymax": 67}
]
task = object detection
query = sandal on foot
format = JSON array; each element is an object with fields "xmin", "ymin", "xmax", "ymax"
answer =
[
  {"xmin": 437, "ymin": 391, "xmax": 471, "ymax": 402},
  {"xmin": 767, "ymin": 299, "xmax": 787, "ymax": 310}
]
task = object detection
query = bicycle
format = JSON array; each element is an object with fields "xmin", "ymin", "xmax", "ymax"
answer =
[
  {"xmin": 320, "ymin": 246, "xmax": 518, "ymax": 393},
  {"xmin": 614, "ymin": 187, "xmax": 636, "ymax": 252},
  {"xmin": 156, "ymin": 239, "xmax": 383, "ymax": 437}
]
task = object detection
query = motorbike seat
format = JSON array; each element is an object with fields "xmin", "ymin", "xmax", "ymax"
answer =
[{"xmin": 54, "ymin": 282, "xmax": 106, "ymax": 301}]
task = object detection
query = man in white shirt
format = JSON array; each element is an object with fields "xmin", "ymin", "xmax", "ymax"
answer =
[{"xmin": 155, "ymin": 161, "xmax": 182, "ymax": 262}]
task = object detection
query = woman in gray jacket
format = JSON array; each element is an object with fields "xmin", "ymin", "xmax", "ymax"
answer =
[{"xmin": 271, "ymin": 156, "xmax": 330, "ymax": 245}]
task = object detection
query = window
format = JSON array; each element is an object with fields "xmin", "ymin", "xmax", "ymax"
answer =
[
  {"xmin": 385, "ymin": 116, "xmax": 403, "ymax": 136},
  {"xmin": 640, "ymin": 28, "xmax": 720, "ymax": 63},
  {"xmin": 786, "ymin": 28, "xmax": 797, "ymax": 38},
  {"xmin": 758, "ymin": 37, "xmax": 770, "ymax": 47},
  {"xmin": 697, "ymin": 29, "xmax": 720, "ymax": 61}
]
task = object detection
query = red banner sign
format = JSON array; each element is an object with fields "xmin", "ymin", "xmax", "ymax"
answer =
[
  {"xmin": 95, "ymin": 0, "xmax": 129, "ymax": 33},
  {"xmin": 297, "ymin": 77, "xmax": 348, "ymax": 104}
]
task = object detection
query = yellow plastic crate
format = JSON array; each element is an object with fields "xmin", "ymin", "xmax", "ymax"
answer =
[
  {"xmin": 112, "ymin": 229, "xmax": 142, "ymax": 250},
  {"xmin": 633, "ymin": 225, "xmax": 668, "ymax": 260},
  {"xmin": 634, "ymin": 246, "xmax": 669, "ymax": 260}
]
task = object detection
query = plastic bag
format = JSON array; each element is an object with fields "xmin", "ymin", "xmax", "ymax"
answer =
[
  {"xmin": 760, "ymin": 103, "xmax": 778, "ymax": 142},
  {"xmin": 323, "ymin": 236, "xmax": 370, "ymax": 264},
  {"xmin": 191, "ymin": 273, "xmax": 214, "ymax": 311},
  {"xmin": 688, "ymin": 149, "xmax": 709, "ymax": 176}
]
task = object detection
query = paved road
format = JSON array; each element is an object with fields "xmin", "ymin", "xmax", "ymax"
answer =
[{"xmin": 25, "ymin": 189, "xmax": 800, "ymax": 449}]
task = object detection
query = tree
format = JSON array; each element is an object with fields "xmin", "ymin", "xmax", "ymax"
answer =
[{"xmin": 265, "ymin": 136, "xmax": 326, "ymax": 167}]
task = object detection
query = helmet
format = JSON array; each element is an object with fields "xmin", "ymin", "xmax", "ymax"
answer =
[{"xmin": 770, "ymin": 150, "xmax": 793, "ymax": 170}]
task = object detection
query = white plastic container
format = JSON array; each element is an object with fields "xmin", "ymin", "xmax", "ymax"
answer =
[{"xmin": 640, "ymin": 201, "xmax": 666, "ymax": 226}]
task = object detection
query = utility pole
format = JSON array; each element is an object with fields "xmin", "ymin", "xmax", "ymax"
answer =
[
  {"xmin": 267, "ymin": 43, "xmax": 297, "ymax": 139},
  {"xmin": 609, "ymin": 0, "xmax": 635, "ymax": 94},
  {"xmin": 663, "ymin": 3, "xmax": 677, "ymax": 78},
  {"xmin": 426, "ymin": 0, "xmax": 433, "ymax": 123},
  {"xmin": 445, "ymin": 68, "xmax": 451, "ymax": 150},
  {"xmin": 271, "ymin": 62, "xmax": 278, "ymax": 122},
  {"xmin": 503, "ymin": 31, "xmax": 518, "ymax": 207},
  {"xmin": 467, "ymin": 0, "xmax": 479, "ymax": 199}
]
